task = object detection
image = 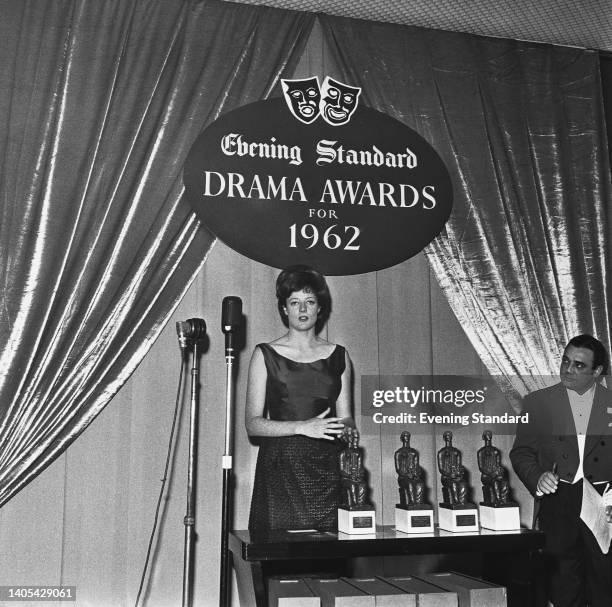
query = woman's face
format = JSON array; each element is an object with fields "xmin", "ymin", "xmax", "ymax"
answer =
[{"xmin": 284, "ymin": 288, "xmax": 320, "ymax": 331}]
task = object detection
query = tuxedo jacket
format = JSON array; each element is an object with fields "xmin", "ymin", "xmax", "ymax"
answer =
[{"xmin": 510, "ymin": 382, "xmax": 612, "ymax": 497}]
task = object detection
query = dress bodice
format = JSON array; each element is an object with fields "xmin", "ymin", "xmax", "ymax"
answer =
[{"xmin": 258, "ymin": 342, "xmax": 346, "ymax": 421}]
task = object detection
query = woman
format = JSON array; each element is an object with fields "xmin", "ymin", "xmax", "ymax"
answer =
[{"xmin": 245, "ymin": 265, "xmax": 354, "ymax": 533}]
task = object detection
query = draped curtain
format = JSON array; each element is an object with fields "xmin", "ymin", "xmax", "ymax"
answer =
[
  {"xmin": 0, "ymin": 0, "xmax": 314, "ymax": 507},
  {"xmin": 320, "ymin": 16, "xmax": 612, "ymax": 396}
]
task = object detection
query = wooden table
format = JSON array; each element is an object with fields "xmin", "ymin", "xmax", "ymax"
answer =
[{"xmin": 229, "ymin": 526, "xmax": 545, "ymax": 606}]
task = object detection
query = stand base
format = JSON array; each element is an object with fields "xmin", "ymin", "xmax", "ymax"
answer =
[
  {"xmin": 479, "ymin": 504, "xmax": 521, "ymax": 530},
  {"xmin": 438, "ymin": 504, "xmax": 479, "ymax": 532},
  {"xmin": 338, "ymin": 506, "xmax": 376, "ymax": 535},
  {"xmin": 395, "ymin": 505, "xmax": 434, "ymax": 533}
]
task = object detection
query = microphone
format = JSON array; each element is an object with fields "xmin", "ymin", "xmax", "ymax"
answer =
[
  {"xmin": 221, "ymin": 296, "xmax": 242, "ymax": 357},
  {"xmin": 176, "ymin": 318, "xmax": 207, "ymax": 349}
]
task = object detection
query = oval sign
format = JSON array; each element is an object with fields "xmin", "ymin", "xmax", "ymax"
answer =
[{"xmin": 184, "ymin": 96, "xmax": 452, "ymax": 275}]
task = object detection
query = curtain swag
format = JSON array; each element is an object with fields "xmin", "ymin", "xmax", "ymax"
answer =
[
  {"xmin": 0, "ymin": 0, "xmax": 314, "ymax": 508},
  {"xmin": 319, "ymin": 15, "xmax": 612, "ymax": 399}
]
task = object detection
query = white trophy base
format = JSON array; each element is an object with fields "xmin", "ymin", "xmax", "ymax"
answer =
[
  {"xmin": 479, "ymin": 504, "xmax": 521, "ymax": 530},
  {"xmin": 438, "ymin": 504, "xmax": 479, "ymax": 532},
  {"xmin": 395, "ymin": 506, "xmax": 434, "ymax": 533},
  {"xmin": 338, "ymin": 506, "xmax": 376, "ymax": 535}
]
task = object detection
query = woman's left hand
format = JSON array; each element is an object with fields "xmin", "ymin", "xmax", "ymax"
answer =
[{"xmin": 296, "ymin": 408, "xmax": 345, "ymax": 440}]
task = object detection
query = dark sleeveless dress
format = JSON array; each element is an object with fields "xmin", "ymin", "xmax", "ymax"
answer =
[{"xmin": 248, "ymin": 342, "xmax": 346, "ymax": 533}]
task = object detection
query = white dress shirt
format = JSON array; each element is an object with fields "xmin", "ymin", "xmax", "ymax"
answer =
[{"xmin": 566, "ymin": 382, "xmax": 596, "ymax": 484}]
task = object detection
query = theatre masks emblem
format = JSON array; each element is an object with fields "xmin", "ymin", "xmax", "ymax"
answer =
[
  {"xmin": 281, "ymin": 77, "xmax": 322, "ymax": 124},
  {"xmin": 320, "ymin": 77, "xmax": 361, "ymax": 126}
]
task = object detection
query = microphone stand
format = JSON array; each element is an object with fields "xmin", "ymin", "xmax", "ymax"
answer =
[
  {"xmin": 219, "ymin": 335, "xmax": 235, "ymax": 607},
  {"xmin": 182, "ymin": 338, "xmax": 202, "ymax": 607}
]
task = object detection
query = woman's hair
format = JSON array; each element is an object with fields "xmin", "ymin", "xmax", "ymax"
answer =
[{"xmin": 276, "ymin": 265, "xmax": 331, "ymax": 332}]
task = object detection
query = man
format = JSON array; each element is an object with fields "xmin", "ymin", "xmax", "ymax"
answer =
[{"xmin": 510, "ymin": 334, "xmax": 612, "ymax": 607}]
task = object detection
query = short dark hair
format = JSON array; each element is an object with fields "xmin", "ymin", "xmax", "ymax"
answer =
[
  {"xmin": 566, "ymin": 334, "xmax": 609, "ymax": 375},
  {"xmin": 276, "ymin": 265, "xmax": 331, "ymax": 333}
]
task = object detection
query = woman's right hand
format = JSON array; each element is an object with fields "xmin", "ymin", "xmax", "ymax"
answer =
[{"xmin": 297, "ymin": 408, "xmax": 345, "ymax": 440}]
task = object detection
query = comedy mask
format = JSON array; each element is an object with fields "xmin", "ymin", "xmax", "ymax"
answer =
[{"xmin": 320, "ymin": 77, "xmax": 361, "ymax": 126}]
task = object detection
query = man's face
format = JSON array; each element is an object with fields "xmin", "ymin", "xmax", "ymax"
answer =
[{"xmin": 560, "ymin": 345, "xmax": 602, "ymax": 394}]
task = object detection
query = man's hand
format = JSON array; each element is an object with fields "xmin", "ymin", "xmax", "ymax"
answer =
[{"xmin": 535, "ymin": 470, "xmax": 559, "ymax": 496}]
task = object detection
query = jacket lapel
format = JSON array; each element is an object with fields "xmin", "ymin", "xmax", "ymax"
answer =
[{"xmin": 550, "ymin": 383, "xmax": 578, "ymax": 438}]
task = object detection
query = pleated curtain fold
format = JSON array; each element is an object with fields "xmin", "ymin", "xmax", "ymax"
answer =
[
  {"xmin": 0, "ymin": 0, "xmax": 314, "ymax": 507},
  {"xmin": 319, "ymin": 15, "xmax": 612, "ymax": 397}
]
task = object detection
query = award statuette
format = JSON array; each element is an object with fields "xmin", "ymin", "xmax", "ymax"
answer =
[
  {"xmin": 477, "ymin": 430, "xmax": 520, "ymax": 530},
  {"xmin": 437, "ymin": 430, "xmax": 479, "ymax": 532},
  {"xmin": 394, "ymin": 431, "xmax": 434, "ymax": 533},
  {"xmin": 338, "ymin": 429, "xmax": 376, "ymax": 534}
]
